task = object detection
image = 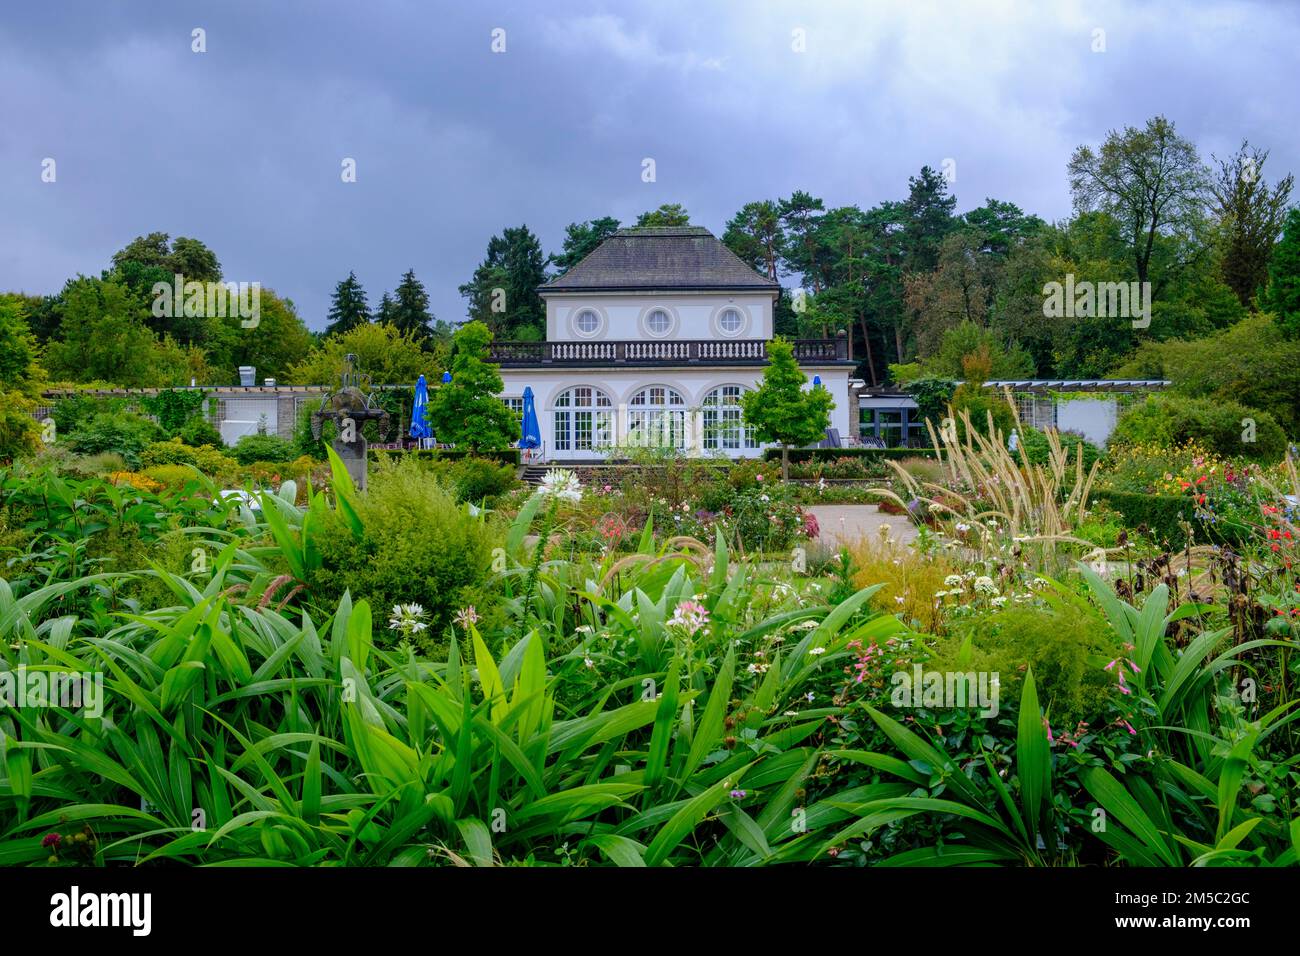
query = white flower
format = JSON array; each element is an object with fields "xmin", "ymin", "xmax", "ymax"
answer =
[
  {"xmin": 584, "ymin": 657, "xmax": 595, "ymax": 668},
  {"xmin": 805, "ymin": 691, "xmax": 815, "ymax": 702},
  {"xmin": 895, "ymin": 595, "xmax": 905, "ymax": 605},
  {"xmin": 452, "ymin": 606, "xmax": 479, "ymax": 630},
  {"xmin": 390, "ymin": 603, "xmax": 429, "ymax": 635},
  {"xmin": 1031, "ymin": 577, "xmax": 1050, "ymax": 590},
  {"xmin": 973, "ymin": 576, "xmax": 999, "ymax": 595},
  {"xmin": 538, "ymin": 468, "xmax": 582, "ymax": 503},
  {"xmin": 943, "ymin": 575, "xmax": 964, "ymax": 587},
  {"xmin": 955, "ymin": 522, "xmax": 971, "ymax": 533},
  {"xmin": 808, "ymin": 646, "xmax": 826, "ymax": 656},
  {"xmin": 575, "ymin": 625, "xmax": 594, "ymax": 635},
  {"xmin": 747, "ymin": 662, "xmax": 769, "ymax": 675},
  {"xmin": 990, "ymin": 595, "xmax": 1008, "ymax": 608}
]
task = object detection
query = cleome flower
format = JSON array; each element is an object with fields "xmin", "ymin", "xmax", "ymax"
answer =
[
  {"xmin": 389, "ymin": 603, "xmax": 429, "ymax": 635},
  {"xmin": 452, "ymin": 605, "xmax": 480, "ymax": 630},
  {"xmin": 538, "ymin": 468, "xmax": 582, "ymax": 503},
  {"xmin": 668, "ymin": 599, "xmax": 710, "ymax": 636}
]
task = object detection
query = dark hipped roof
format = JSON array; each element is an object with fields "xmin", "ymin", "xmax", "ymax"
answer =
[{"xmin": 541, "ymin": 226, "xmax": 780, "ymax": 294}]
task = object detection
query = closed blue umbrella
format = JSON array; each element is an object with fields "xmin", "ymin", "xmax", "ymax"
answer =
[
  {"xmin": 812, "ymin": 375, "xmax": 822, "ymax": 386},
  {"xmin": 410, "ymin": 374, "xmax": 432, "ymax": 446},
  {"xmin": 442, "ymin": 371, "xmax": 452, "ymax": 384},
  {"xmin": 519, "ymin": 386, "xmax": 541, "ymax": 450}
]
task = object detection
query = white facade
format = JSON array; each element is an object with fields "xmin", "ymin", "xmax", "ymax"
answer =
[{"xmin": 498, "ymin": 364, "xmax": 853, "ymax": 461}]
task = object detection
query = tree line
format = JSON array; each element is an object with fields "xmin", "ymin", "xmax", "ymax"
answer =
[{"xmin": 2, "ymin": 114, "xmax": 1296, "ymax": 403}]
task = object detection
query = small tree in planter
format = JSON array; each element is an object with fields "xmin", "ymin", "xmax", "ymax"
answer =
[
  {"xmin": 741, "ymin": 336, "xmax": 834, "ymax": 481},
  {"xmin": 427, "ymin": 320, "xmax": 517, "ymax": 451}
]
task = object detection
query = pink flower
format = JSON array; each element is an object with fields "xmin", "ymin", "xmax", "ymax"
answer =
[{"xmin": 668, "ymin": 600, "xmax": 710, "ymax": 636}]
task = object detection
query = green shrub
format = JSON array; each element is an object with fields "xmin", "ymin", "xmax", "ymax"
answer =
[
  {"xmin": 65, "ymin": 411, "xmax": 161, "ymax": 469},
  {"xmin": 50, "ymin": 393, "xmax": 128, "ymax": 436},
  {"xmin": 141, "ymin": 438, "xmax": 240, "ymax": 481},
  {"xmin": 445, "ymin": 457, "xmax": 519, "ymax": 504},
  {"xmin": 232, "ymin": 433, "xmax": 294, "ymax": 465},
  {"xmin": 951, "ymin": 385, "xmax": 1016, "ymax": 441},
  {"xmin": 140, "ymin": 438, "xmax": 198, "ymax": 467},
  {"xmin": 179, "ymin": 417, "xmax": 224, "ymax": 448},
  {"xmin": 1089, "ymin": 489, "xmax": 1249, "ymax": 548},
  {"xmin": 307, "ymin": 460, "xmax": 502, "ymax": 652},
  {"xmin": 65, "ymin": 451, "xmax": 129, "ymax": 476},
  {"xmin": 902, "ymin": 377, "xmax": 958, "ymax": 430},
  {"xmin": 931, "ymin": 606, "xmax": 1120, "ymax": 727},
  {"xmin": 0, "ymin": 390, "xmax": 40, "ymax": 461},
  {"xmin": 1110, "ymin": 394, "xmax": 1287, "ymax": 462},
  {"xmin": 140, "ymin": 463, "xmax": 206, "ymax": 490},
  {"xmin": 1018, "ymin": 426, "xmax": 1102, "ymax": 471}
]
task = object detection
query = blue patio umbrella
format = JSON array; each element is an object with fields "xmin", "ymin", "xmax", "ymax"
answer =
[
  {"xmin": 410, "ymin": 374, "xmax": 432, "ymax": 443},
  {"xmin": 442, "ymin": 371, "xmax": 452, "ymax": 384},
  {"xmin": 518, "ymin": 386, "xmax": 541, "ymax": 449}
]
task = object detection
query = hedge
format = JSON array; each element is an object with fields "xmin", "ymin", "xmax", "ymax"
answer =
[
  {"xmin": 367, "ymin": 448, "xmax": 521, "ymax": 466},
  {"xmin": 1090, "ymin": 490, "xmax": 1250, "ymax": 549},
  {"xmin": 762, "ymin": 447, "xmax": 938, "ymax": 464}
]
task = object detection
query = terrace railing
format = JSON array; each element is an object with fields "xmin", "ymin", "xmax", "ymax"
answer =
[{"xmin": 489, "ymin": 336, "xmax": 849, "ymax": 366}]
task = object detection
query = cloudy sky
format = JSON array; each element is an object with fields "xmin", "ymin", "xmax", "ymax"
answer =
[{"xmin": 2, "ymin": 0, "xmax": 1297, "ymax": 330}]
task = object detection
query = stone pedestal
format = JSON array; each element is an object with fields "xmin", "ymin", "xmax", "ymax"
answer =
[{"xmin": 333, "ymin": 438, "xmax": 369, "ymax": 490}]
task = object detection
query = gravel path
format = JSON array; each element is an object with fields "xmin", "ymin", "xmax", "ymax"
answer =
[{"xmin": 805, "ymin": 504, "xmax": 917, "ymax": 550}]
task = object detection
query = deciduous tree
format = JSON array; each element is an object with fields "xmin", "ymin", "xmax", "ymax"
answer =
[
  {"xmin": 741, "ymin": 337, "xmax": 833, "ymax": 480},
  {"xmin": 426, "ymin": 321, "xmax": 517, "ymax": 450}
]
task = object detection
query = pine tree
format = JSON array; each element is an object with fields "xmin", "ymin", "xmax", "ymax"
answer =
[
  {"xmin": 324, "ymin": 271, "xmax": 370, "ymax": 337},
  {"xmin": 901, "ymin": 166, "xmax": 958, "ymax": 274},
  {"xmin": 389, "ymin": 269, "xmax": 434, "ymax": 343},
  {"xmin": 740, "ymin": 337, "xmax": 834, "ymax": 480},
  {"xmin": 375, "ymin": 291, "xmax": 396, "ymax": 325},
  {"xmin": 723, "ymin": 200, "xmax": 784, "ymax": 280},
  {"xmin": 1263, "ymin": 208, "xmax": 1300, "ymax": 339},
  {"xmin": 552, "ymin": 217, "xmax": 620, "ymax": 275},
  {"xmin": 636, "ymin": 204, "xmax": 691, "ymax": 227},
  {"xmin": 458, "ymin": 226, "xmax": 548, "ymax": 339}
]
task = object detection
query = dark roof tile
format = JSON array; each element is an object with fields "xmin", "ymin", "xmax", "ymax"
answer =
[{"xmin": 542, "ymin": 226, "xmax": 779, "ymax": 292}]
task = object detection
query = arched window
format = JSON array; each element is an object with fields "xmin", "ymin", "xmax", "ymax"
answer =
[
  {"xmin": 628, "ymin": 385, "xmax": 687, "ymax": 450},
  {"xmin": 702, "ymin": 385, "xmax": 758, "ymax": 451},
  {"xmin": 553, "ymin": 386, "xmax": 613, "ymax": 453}
]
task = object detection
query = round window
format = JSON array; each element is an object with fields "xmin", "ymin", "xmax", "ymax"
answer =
[
  {"xmin": 646, "ymin": 309, "xmax": 671, "ymax": 335},
  {"xmin": 719, "ymin": 308, "xmax": 743, "ymax": 334},
  {"xmin": 575, "ymin": 309, "xmax": 600, "ymax": 335}
]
